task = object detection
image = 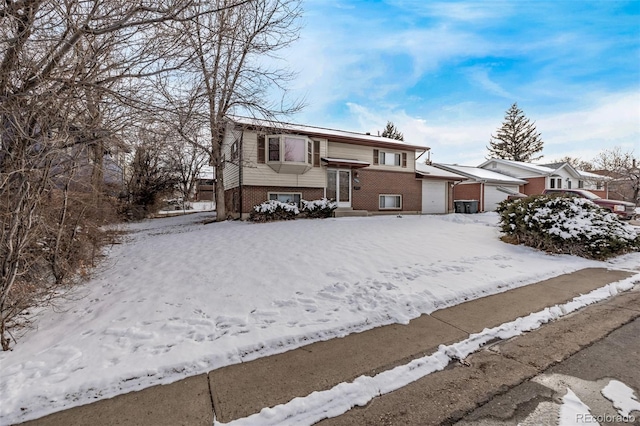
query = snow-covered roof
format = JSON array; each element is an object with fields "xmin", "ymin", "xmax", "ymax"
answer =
[
  {"xmin": 435, "ymin": 163, "xmax": 528, "ymax": 184},
  {"xmin": 578, "ymin": 170, "xmax": 611, "ymax": 180},
  {"xmin": 415, "ymin": 162, "xmax": 467, "ymax": 180},
  {"xmin": 478, "ymin": 158, "xmax": 555, "ymax": 175},
  {"xmin": 479, "ymin": 158, "xmax": 583, "ymax": 179},
  {"xmin": 539, "ymin": 162, "xmax": 566, "ymax": 169},
  {"xmin": 228, "ymin": 116, "xmax": 429, "ymax": 151}
]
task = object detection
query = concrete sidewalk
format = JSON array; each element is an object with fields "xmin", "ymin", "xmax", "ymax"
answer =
[{"xmin": 20, "ymin": 268, "xmax": 637, "ymax": 426}]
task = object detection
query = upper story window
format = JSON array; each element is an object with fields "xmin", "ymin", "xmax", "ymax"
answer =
[
  {"xmin": 381, "ymin": 152, "xmax": 401, "ymax": 166},
  {"xmin": 264, "ymin": 134, "xmax": 312, "ymax": 174},
  {"xmin": 268, "ymin": 135, "xmax": 309, "ymax": 163},
  {"xmin": 373, "ymin": 149, "xmax": 407, "ymax": 167}
]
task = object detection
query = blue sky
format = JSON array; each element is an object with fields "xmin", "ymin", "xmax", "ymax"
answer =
[{"xmin": 277, "ymin": 0, "xmax": 640, "ymax": 165}]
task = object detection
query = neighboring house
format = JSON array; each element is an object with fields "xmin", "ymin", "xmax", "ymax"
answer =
[
  {"xmin": 415, "ymin": 163, "xmax": 467, "ymax": 214},
  {"xmin": 221, "ymin": 117, "xmax": 429, "ymax": 219},
  {"xmin": 433, "ymin": 163, "xmax": 527, "ymax": 212},
  {"xmin": 194, "ymin": 166, "xmax": 215, "ymax": 201},
  {"xmin": 51, "ymin": 145, "xmax": 126, "ymax": 196},
  {"xmin": 586, "ymin": 169, "xmax": 635, "ymax": 202},
  {"xmin": 477, "ymin": 159, "xmax": 609, "ymax": 198}
]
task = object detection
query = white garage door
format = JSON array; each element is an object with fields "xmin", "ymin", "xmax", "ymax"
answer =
[
  {"xmin": 422, "ymin": 180, "xmax": 447, "ymax": 214},
  {"xmin": 484, "ymin": 185, "xmax": 519, "ymax": 211}
]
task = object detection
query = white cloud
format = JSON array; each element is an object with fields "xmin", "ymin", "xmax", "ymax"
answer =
[
  {"xmin": 539, "ymin": 92, "xmax": 640, "ymax": 143},
  {"xmin": 340, "ymin": 90, "xmax": 639, "ymax": 166},
  {"xmin": 281, "ymin": 16, "xmax": 497, "ymax": 116},
  {"xmin": 387, "ymin": 0, "xmax": 513, "ymax": 22},
  {"xmin": 464, "ymin": 66, "xmax": 513, "ymax": 98}
]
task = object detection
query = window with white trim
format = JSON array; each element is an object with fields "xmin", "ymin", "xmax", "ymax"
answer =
[
  {"xmin": 265, "ymin": 134, "xmax": 314, "ymax": 174},
  {"xmin": 380, "ymin": 152, "xmax": 401, "ymax": 166},
  {"xmin": 268, "ymin": 192, "xmax": 302, "ymax": 207},
  {"xmin": 267, "ymin": 135, "xmax": 311, "ymax": 164},
  {"xmin": 379, "ymin": 194, "xmax": 402, "ymax": 209},
  {"xmin": 549, "ymin": 177, "xmax": 562, "ymax": 189}
]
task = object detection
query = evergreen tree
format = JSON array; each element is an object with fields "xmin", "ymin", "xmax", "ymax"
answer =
[
  {"xmin": 487, "ymin": 103, "xmax": 543, "ymax": 162},
  {"xmin": 381, "ymin": 121, "xmax": 404, "ymax": 141}
]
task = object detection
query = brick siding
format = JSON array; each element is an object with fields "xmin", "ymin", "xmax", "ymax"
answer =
[
  {"xmin": 239, "ymin": 186, "xmax": 325, "ymax": 214},
  {"xmin": 352, "ymin": 169, "xmax": 421, "ymax": 213},
  {"xmin": 453, "ymin": 183, "xmax": 481, "ymax": 203},
  {"xmin": 523, "ymin": 176, "xmax": 546, "ymax": 195}
]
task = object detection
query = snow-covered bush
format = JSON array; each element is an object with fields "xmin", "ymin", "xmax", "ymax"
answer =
[
  {"xmin": 249, "ymin": 200, "xmax": 299, "ymax": 222},
  {"xmin": 497, "ymin": 194, "xmax": 640, "ymax": 260},
  {"xmin": 301, "ymin": 198, "xmax": 338, "ymax": 218}
]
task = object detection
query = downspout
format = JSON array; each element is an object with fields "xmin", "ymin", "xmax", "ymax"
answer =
[
  {"xmin": 480, "ymin": 181, "xmax": 485, "ymax": 212},
  {"xmin": 238, "ymin": 129, "xmax": 244, "ymax": 218},
  {"xmin": 450, "ymin": 180, "xmax": 463, "ymax": 213}
]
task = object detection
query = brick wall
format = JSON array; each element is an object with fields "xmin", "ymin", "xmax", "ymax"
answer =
[
  {"xmin": 240, "ymin": 186, "xmax": 324, "ymax": 214},
  {"xmin": 453, "ymin": 183, "xmax": 481, "ymax": 202},
  {"xmin": 352, "ymin": 169, "xmax": 421, "ymax": 213},
  {"xmin": 523, "ymin": 177, "xmax": 546, "ymax": 195}
]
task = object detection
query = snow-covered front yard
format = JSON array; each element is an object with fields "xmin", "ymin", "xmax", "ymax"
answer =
[{"xmin": 2, "ymin": 212, "xmax": 639, "ymax": 424}]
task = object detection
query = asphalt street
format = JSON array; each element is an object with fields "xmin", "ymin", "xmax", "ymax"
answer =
[{"xmin": 456, "ymin": 318, "xmax": 640, "ymax": 425}]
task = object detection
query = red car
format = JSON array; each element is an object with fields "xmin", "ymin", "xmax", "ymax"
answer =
[{"xmin": 542, "ymin": 189, "xmax": 636, "ymax": 220}]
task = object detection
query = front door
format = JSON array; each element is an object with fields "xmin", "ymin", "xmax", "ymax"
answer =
[{"xmin": 326, "ymin": 169, "xmax": 351, "ymax": 208}]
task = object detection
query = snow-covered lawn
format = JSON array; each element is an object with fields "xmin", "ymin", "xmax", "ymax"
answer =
[{"xmin": 1, "ymin": 212, "xmax": 639, "ymax": 424}]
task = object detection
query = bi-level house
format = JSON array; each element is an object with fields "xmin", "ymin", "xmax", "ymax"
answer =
[{"xmin": 219, "ymin": 117, "xmax": 430, "ymax": 219}]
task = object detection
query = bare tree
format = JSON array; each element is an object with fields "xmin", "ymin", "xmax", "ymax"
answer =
[
  {"xmin": 0, "ymin": 0, "xmax": 249, "ymax": 349},
  {"xmin": 591, "ymin": 147, "xmax": 640, "ymax": 203},
  {"xmin": 168, "ymin": 140, "xmax": 210, "ymax": 210},
  {"xmin": 551, "ymin": 156, "xmax": 593, "ymax": 171},
  {"xmin": 162, "ymin": 0, "xmax": 304, "ymax": 221},
  {"xmin": 127, "ymin": 135, "xmax": 178, "ymax": 218}
]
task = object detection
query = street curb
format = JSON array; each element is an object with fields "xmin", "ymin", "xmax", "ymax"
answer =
[{"xmin": 320, "ymin": 286, "xmax": 640, "ymax": 426}]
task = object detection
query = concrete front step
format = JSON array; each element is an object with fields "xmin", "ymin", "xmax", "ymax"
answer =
[{"xmin": 333, "ymin": 208, "xmax": 369, "ymax": 217}]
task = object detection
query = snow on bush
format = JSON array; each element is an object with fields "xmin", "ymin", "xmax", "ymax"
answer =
[
  {"xmin": 497, "ymin": 194, "xmax": 640, "ymax": 260},
  {"xmin": 301, "ymin": 198, "xmax": 338, "ymax": 218},
  {"xmin": 249, "ymin": 200, "xmax": 299, "ymax": 222}
]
